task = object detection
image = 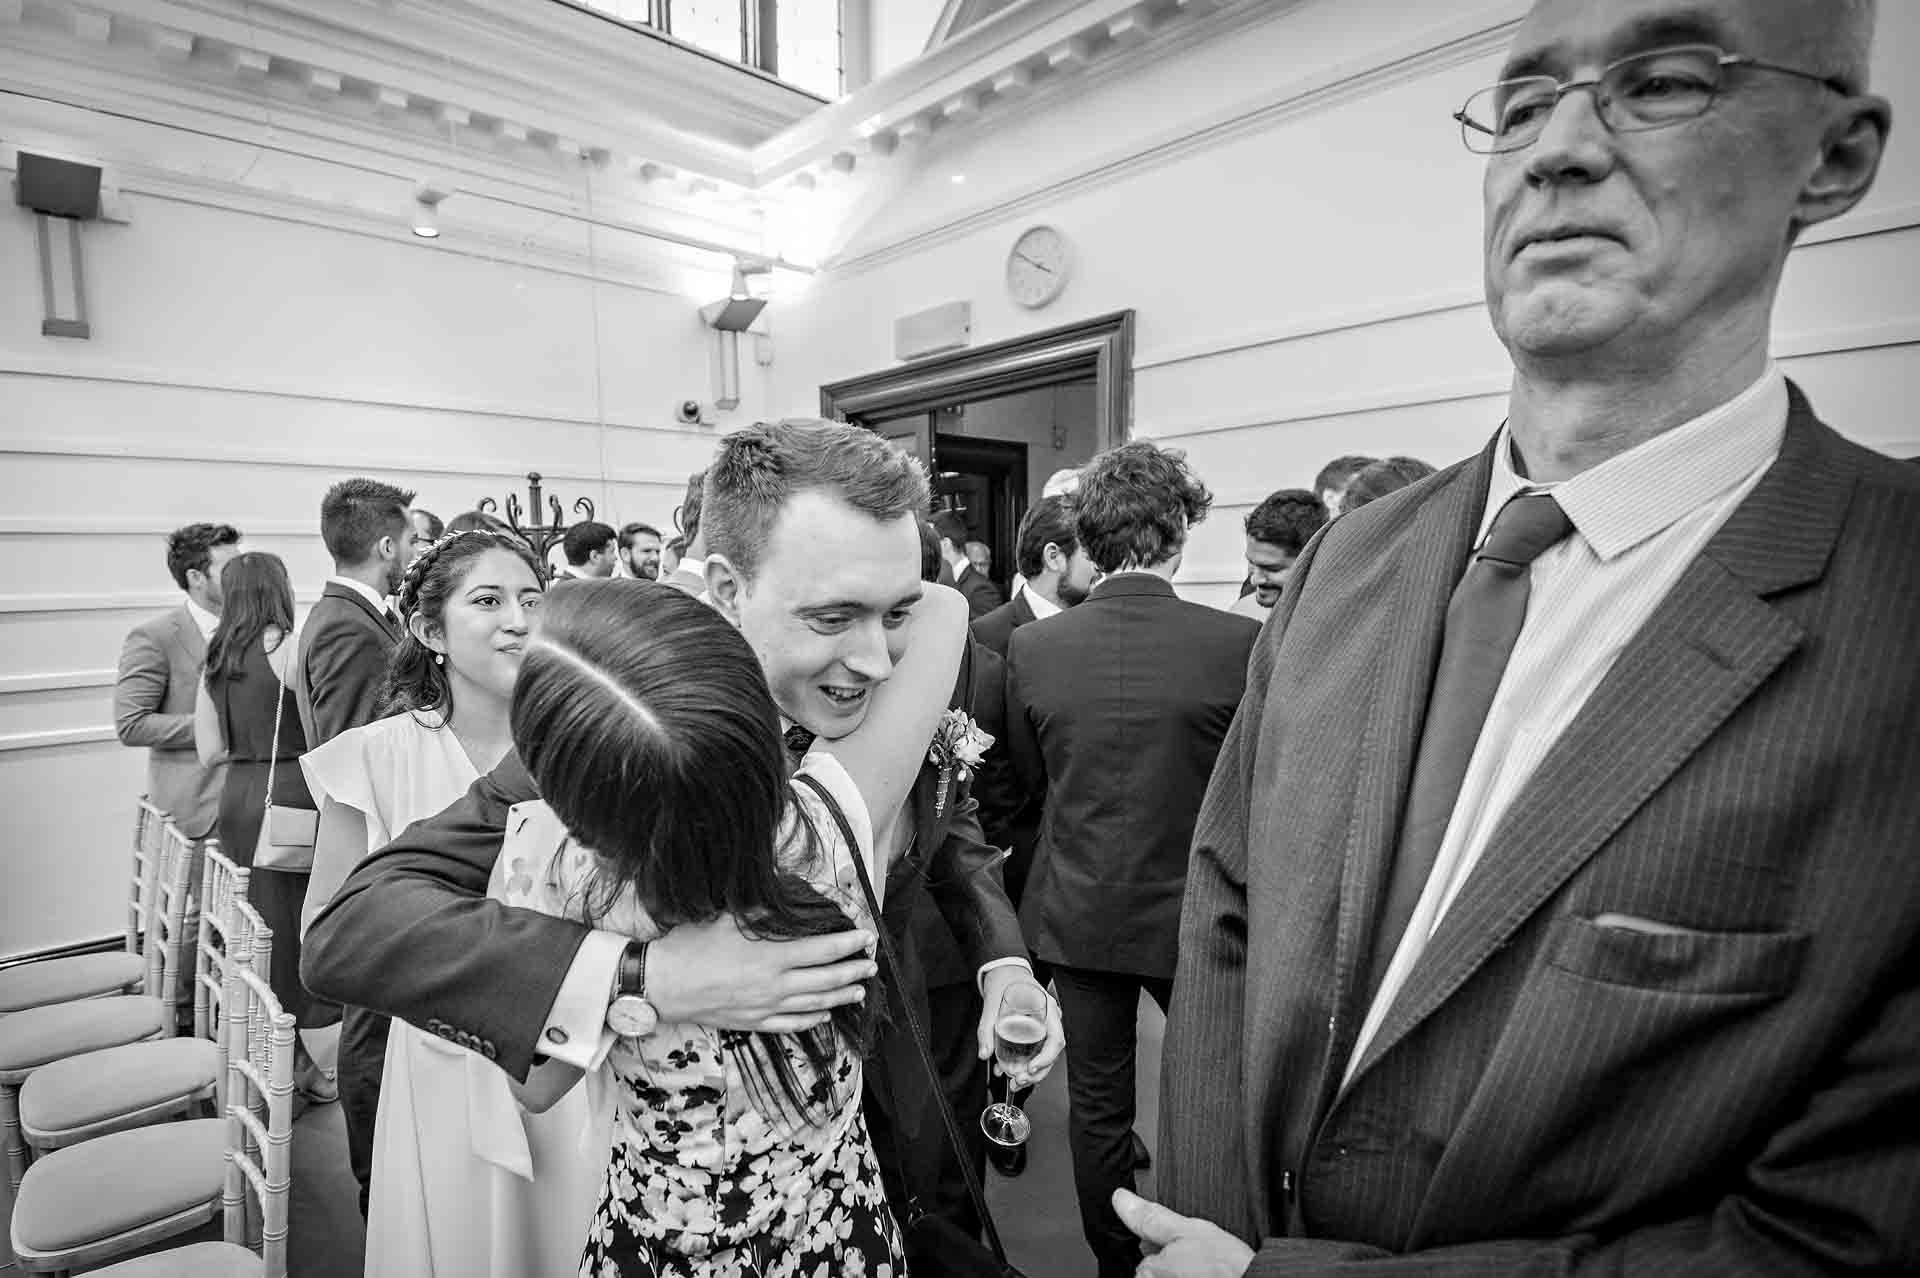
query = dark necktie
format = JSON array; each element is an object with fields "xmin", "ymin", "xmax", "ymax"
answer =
[
  {"xmin": 1361, "ymin": 491, "xmax": 1574, "ymax": 1007},
  {"xmin": 782, "ymin": 723, "xmax": 816, "ymax": 766}
]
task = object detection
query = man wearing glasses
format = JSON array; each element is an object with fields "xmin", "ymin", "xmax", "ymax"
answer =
[{"xmin": 1124, "ymin": 1, "xmax": 1919, "ymax": 1274}]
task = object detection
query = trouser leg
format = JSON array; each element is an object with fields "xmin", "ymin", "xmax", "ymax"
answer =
[
  {"xmin": 926, "ymin": 978, "xmax": 990, "ymax": 1236},
  {"xmin": 1053, "ymin": 965, "xmax": 1153, "ymax": 1278},
  {"xmin": 337, "ymin": 1004, "xmax": 390, "ymax": 1218}
]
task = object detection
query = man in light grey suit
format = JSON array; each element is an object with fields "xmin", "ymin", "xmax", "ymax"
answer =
[
  {"xmin": 115, "ymin": 522, "xmax": 243, "ymax": 840},
  {"xmin": 1127, "ymin": 1, "xmax": 1920, "ymax": 1274}
]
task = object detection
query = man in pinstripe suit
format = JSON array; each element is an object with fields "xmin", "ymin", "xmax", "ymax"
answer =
[{"xmin": 1121, "ymin": 1, "xmax": 1920, "ymax": 1274}]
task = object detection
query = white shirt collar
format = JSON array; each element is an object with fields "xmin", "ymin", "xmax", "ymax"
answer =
[
  {"xmin": 1482, "ymin": 364, "xmax": 1788, "ymax": 561},
  {"xmin": 327, "ymin": 574, "xmax": 392, "ymax": 617},
  {"xmin": 184, "ymin": 597, "xmax": 220, "ymax": 640},
  {"xmin": 1019, "ymin": 584, "xmax": 1061, "ymax": 620}
]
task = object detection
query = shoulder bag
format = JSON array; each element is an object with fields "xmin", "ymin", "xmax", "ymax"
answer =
[{"xmin": 254, "ymin": 643, "xmax": 318, "ymax": 872}]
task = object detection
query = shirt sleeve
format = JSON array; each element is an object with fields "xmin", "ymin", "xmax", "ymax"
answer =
[
  {"xmin": 533, "ymin": 929, "xmax": 625, "ymax": 1071},
  {"xmin": 300, "ymin": 726, "xmax": 387, "ymax": 841}
]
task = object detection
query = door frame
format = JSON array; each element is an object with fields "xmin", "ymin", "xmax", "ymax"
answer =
[{"xmin": 818, "ymin": 310, "xmax": 1134, "ymax": 450}]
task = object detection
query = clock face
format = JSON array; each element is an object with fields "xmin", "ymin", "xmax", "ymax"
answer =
[{"xmin": 1007, "ymin": 225, "xmax": 1069, "ymax": 309}]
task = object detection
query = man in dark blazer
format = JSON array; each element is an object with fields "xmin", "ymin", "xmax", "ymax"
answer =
[
  {"xmin": 1125, "ymin": 2, "xmax": 1920, "ymax": 1274},
  {"xmin": 933, "ymin": 510, "xmax": 1005, "ymax": 619},
  {"xmin": 306, "ymin": 421, "xmax": 1063, "ymax": 1233},
  {"xmin": 1005, "ymin": 441, "xmax": 1259, "ymax": 1278},
  {"xmin": 115, "ymin": 522, "xmax": 242, "ymax": 846},
  {"xmin": 971, "ymin": 494, "xmax": 1096, "ymax": 661},
  {"xmin": 295, "ymin": 476, "xmax": 414, "ymax": 1215}
]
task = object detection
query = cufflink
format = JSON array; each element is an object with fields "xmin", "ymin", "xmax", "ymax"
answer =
[{"xmin": 544, "ymin": 1026, "xmax": 569, "ymax": 1046}]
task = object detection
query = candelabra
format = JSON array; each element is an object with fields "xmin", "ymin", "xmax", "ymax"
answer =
[{"xmin": 476, "ymin": 472, "xmax": 595, "ymax": 570}]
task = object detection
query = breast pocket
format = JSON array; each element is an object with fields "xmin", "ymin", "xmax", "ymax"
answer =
[{"xmin": 1549, "ymin": 914, "xmax": 1808, "ymax": 999}]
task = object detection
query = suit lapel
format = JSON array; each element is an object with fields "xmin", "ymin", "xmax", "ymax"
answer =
[
  {"xmin": 173, "ymin": 604, "xmax": 206, "ymax": 666},
  {"xmin": 1014, "ymin": 592, "xmax": 1036, "ymax": 628},
  {"xmin": 1319, "ymin": 452, "xmax": 1492, "ymax": 1068},
  {"xmin": 1348, "ymin": 393, "xmax": 1852, "ymax": 1081}
]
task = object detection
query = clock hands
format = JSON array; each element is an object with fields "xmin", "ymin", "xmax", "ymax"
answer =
[{"xmin": 1014, "ymin": 251, "xmax": 1055, "ymax": 275}]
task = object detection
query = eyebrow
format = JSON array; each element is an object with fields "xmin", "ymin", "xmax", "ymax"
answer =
[
  {"xmin": 796, "ymin": 588, "xmax": 925, "ymax": 616},
  {"xmin": 1500, "ymin": 10, "xmax": 1729, "ymax": 81},
  {"xmin": 464, "ymin": 582, "xmax": 541, "ymax": 595}
]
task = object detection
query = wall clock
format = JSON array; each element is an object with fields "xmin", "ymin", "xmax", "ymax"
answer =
[{"xmin": 1006, "ymin": 225, "xmax": 1070, "ymax": 309}]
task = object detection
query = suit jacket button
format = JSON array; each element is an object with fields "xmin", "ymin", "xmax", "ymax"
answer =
[
  {"xmin": 482, "ymin": 1041, "xmax": 497, "ymax": 1060},
  {"xmin": 545, "ymin": 1026, "xmax": 569, "ymax": 1046},
  {"xmin": 437, "ymin": 1025, "xmax": 455, "ymax": 1040}
]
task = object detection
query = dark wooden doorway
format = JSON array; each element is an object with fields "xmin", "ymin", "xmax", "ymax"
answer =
[{"xmin": 932, "ymin": 435, "xmax": 1028, "ymax": 599}]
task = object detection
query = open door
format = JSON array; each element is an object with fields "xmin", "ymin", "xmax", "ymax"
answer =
[{"xmin": 874, "ymin": 411, "xmax": 936, "ymax": 467}]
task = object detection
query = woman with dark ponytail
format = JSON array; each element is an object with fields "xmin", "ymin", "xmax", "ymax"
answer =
[
  {"xmin": 298, "ymin": 529, "xmax": 598, "ymax": 1278},
  {"xmin": 492, "ymin": 575, "xmax": 967, "ymax": 1278}
]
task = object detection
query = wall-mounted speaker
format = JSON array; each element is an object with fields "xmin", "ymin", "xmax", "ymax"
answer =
[{"xmin": 15, "ymin": 153, "xmax": 103, "ymax": 220}]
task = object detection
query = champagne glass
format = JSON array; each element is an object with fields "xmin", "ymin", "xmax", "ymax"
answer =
[{"xmin": 980, "ymin": 981, "xmax": 1049, "ymax": 1149}]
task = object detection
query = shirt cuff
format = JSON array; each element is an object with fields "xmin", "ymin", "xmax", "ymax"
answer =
[
  {"xmin": 976, "ymin": 956, "xmax": 1033, "ymax": 994},
  {"xmin": 536, "ymin": 929, "xmax": 627, "ymax": 1071}
]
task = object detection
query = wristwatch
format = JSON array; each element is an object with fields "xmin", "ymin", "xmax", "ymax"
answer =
[{"xmin": 606, "ymin": 941, "xmax": 659, "ymax": 1037}]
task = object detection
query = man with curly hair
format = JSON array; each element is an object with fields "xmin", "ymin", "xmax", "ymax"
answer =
[{"xmin": 1004, "ymin": 441, "xmax": 1260, "ymax": 1277}]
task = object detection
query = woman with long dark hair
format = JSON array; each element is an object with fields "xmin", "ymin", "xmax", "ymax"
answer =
[
  {"xmin": 299, "ymin": 528, "xmax": 591, "ymax": 1277},
  {"xmin": 193, "ymin": 550, "xmax": 326, "ymax": 1085},
  {"xmin": 494, "ymin": 576, "xmax": 967, "ymax": 1277}
]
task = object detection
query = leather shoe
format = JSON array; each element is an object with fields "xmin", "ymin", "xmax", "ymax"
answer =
[
  {"xmin": 294, "ymin": 1060, "xmax": 339, "ymax": 1105},
  {"xmin": 1131, "ymin": 1131, "xmax": 1152, "ymax": 1170},
  {"xmin": 987, "ymin": 1139, "xmax": 1028, "ymax": 1178}
]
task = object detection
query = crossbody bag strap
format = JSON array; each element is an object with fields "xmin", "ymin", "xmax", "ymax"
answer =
[
  {"xmin": 795, "ymin": 770, "xmax": 1013, "ymax": 1266},
  {"xmin": 263, "ymin": 640, "xmax": 285, "ymax": 818}
]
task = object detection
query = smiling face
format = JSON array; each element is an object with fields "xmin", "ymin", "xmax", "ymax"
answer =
[
  {"xmin": 624, "ymin": 532, "xmax": 663, "ymax": 580},
  {"xmin": 1244, "ymin": 537, "xmax": 1298, "ymax": 608},
  {"xmin": 709, "ymin": 490, "xmax": 923, "ymax": 741},
  {"xmin": 1483, "ymin": 0, "xmax": 1839, "ymax": 368},
  {"xmin": 419, "ymin": 548, "xmax": 545, "ymax": 705}
]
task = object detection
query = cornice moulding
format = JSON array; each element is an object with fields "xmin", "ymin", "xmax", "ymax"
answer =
[{"xmin": 824, "ymin": 1, "xmax": 1527, "ymax": 274}]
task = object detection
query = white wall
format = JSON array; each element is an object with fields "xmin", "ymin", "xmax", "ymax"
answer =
[
  {"xmin": 777, "ymin": 0, "xmax": 1920, "ymax": 600},
  {"xmin": 0, "ymin": 141, "xmax": 769, "ymax": 960},
  {"xmin": 867, "ymin": 0, "xmax": 951, "ymax": 81}
]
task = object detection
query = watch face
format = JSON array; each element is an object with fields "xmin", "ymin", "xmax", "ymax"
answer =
[{"xmin": 607, "ymin": 995, "xmax": 658, "ymax": 1038}]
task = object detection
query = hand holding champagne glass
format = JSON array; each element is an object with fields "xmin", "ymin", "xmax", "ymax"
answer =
[{"xmin": 981, "ymin": 981, "xmax": 1049, "ymax": 1148}]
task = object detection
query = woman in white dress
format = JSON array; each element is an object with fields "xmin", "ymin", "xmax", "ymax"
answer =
[
  {"xmin": 301, "ymin": 529, "xmax": 604, "ymax": 1277},
  {"xmin": 495, "ymin": 577, "xmax": 968, "ymax": 1277}
]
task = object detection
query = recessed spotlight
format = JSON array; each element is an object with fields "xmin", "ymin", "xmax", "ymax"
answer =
[
  {"xmin": 951, "ymin": 173, "xmax": 966, "ymax": 184},
  {"xmin": 412, "ymin": 181, "xmax": 451, "ymax": 239}
]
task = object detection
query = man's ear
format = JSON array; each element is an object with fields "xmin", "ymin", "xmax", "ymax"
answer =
[
  {"xmin": 375, "ymin": 535, "xmax": 396, "ymax": 564},
  {"xmin": 1042, "ymin": 542, "xmax": 1067, "ymax": 573},
  {"xmin": 704, "ymin": 554, "xmax": 746, "ymax": 623},
  {"xmin": 1795, "ymin": 92, "xmax": 1891, "ymax": 232}
]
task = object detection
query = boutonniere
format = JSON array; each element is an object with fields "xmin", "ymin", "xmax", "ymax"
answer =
[{"xmin": 928, "ymin": 708, "xmax": 995, "ymax": 820}]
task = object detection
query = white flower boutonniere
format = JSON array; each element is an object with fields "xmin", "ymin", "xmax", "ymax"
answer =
[{"xmin": 928, "ymin": 708, "xmax": 995, "ymax": 820}]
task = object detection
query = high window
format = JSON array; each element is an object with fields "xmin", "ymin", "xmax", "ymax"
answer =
[{"xmin": 570, "ymin": 0, "xmax": 843, "ymax": 100}]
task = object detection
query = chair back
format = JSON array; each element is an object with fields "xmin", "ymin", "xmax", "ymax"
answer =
[
  {"xmin": 193, "ymin": 843, "xmax": 252, "ymax": 1042},
  {"xmin": 142, "ymin": 820, "xmax": 200, "ymax": 1007},
  {"xmin": 125, "ymin": 798, "xmax": 170, "ymax": 955},
  {"xmin": 226, "ymin": 964, "xmax": 294, "ymax": 1278}
]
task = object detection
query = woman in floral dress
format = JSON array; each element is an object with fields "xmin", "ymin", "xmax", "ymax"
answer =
[{"xmin": 495, "ymin": 577, "xmax": 968, "ymax": 1277}]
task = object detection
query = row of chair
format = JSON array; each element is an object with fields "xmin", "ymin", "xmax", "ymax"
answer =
[{"xmin": 0, "ymin": 799, "xmax": 296, "ymax": 1276}]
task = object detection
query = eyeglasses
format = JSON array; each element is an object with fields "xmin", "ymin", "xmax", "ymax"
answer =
[{"xmin": 1455, "ymin": 44, "xmax": 1850, "ymax": 154}]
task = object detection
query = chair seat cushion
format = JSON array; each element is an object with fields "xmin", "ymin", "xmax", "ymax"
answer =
[
  {"xmin": 0, "ymin": 951, "xmax": 145, "ymax": 1014},
  {"xmin": 20, "ymin": 1037, "xmax": 221, "ymax": 1137},
  {"xmin": 0, "ymin": 996, "xmax": 166, "ymax": 1074},
  {"xmin": 82, "ymin": 1240, "xmax": 262, "ymax": 1276},
  {"xmin": 10, "ymin": 1118, "xmax": 226, "ymax": 1254}
]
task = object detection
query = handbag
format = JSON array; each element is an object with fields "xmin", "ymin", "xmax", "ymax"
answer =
[
  {"xmin": 253, "ymin": 651, "xmax": 317, "ymax": 872},
  {"xmin": 797, "ymin": 772, "xmax": 1028, "ymax": 1278}
]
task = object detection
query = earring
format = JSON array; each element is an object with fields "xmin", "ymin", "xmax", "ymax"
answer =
[{"xmin": 434, "ymin": 653, "xmax": 445, "ymax": 667}]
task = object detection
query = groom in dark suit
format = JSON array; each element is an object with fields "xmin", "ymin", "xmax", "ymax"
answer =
[
  {"xmin": 305, "ymin": 420, "xmax": 1063, "ymax": 1233},
  {"xmin": 1124, "ymin": 1, "xmax": 1920, "ymax": 1274}
]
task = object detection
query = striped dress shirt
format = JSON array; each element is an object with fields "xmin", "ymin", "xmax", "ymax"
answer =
[{"xmin": 1345, "ymin": 366, "xmax": 1789, "ymax": 1080}]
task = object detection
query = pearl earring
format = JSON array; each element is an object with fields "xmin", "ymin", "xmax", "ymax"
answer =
[{"xmin": 434, "ymin": 653, "xmax": 445, "ymax": 666}]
